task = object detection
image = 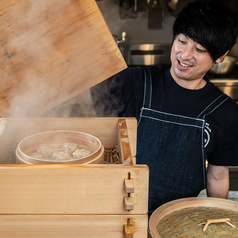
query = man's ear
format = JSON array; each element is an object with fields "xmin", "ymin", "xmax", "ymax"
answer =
[{"xmin": 215, "ymin": 51, "xmax": 229, "ymax": 63}]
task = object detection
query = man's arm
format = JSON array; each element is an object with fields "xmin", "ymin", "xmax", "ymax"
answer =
[{"xmin": 206, "ymin": 164, "xmax": 229, "ymax": 199}]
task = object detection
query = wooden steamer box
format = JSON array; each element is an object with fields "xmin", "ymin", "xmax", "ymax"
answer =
[
  {"xmin": 0, "ymin": 0, "xmax": 149, "ymax": 237},
  {"xmin": 0, "ymin": 117, "xmax": 149, "ymax": 238}
]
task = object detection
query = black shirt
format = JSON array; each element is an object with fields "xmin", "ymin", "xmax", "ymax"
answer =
[{"xmin": 91, "ymin": 65, "xmax": 238, "ymax": 166}]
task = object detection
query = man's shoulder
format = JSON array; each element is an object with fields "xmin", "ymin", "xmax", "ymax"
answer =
[
  {"xmin": 222, "ymin": 97, "xmax": 238, "ymax": 118},
  {"xmin": 206, "ymin": 81, "xmax": 238, "ymax": 115},
  {"xmin": 209, "ymin": 94, "xmax": 238, "ymax": 129}
]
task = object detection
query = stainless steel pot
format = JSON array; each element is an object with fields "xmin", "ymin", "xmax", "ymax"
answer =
[
  {"xmin": 208, "ymin": 56, "xmax": 236, "ymax": 75},
  {"xmin": 167, "ymin": 0, "xmax": 195, "ymax": 16}
]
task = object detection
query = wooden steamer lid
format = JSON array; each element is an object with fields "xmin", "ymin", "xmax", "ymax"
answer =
[
  {"xmin": 0, "ymin": 0, "xmax": 127, "ymax": 117},
  {"xmin": 149, "ymin": 197, "xmax": 238, "ymax": 237}
]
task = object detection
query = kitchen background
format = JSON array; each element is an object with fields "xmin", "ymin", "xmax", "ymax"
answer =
[
  {"xmin": 42, "ymin": 0, "xmax": 238, "ymax": 201},
  {"xmin": 42, "ymin": 0, "xmax": 238, "ymax": 118}
]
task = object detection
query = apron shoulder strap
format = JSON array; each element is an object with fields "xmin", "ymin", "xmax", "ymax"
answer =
[
  {"xmin": 197, "ymin": 94, "xmax": 230, "ymax": 119},
  {"xmin": 142, "ymin": 68, "xmax": 152, "ymax": 109}
]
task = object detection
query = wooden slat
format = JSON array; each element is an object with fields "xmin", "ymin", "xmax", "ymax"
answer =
[
  {"xmin": 0, "ymin": 0, "xmax": 127, "ymax": 117},
  {"xmin": 0, "ymin": 215, "xmax": 148, "ymax": 238},
  {"xmin": 0, "ymin": 164, "xmax": 149, "ymax": 215},
  {"xmin": 118, "ymin": 119, "xmax": 135, "ymax": 165},
  {"xmin": 125, "ymin": 118, "xmax": 137, "ymax": 159}
]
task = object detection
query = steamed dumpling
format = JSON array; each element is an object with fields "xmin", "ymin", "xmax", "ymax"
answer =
[
  {"xmin": 37, "ymin": 144, "xmax": 53, "ymax": 158},
  {"xmin": 62, "ymin": 142, "xmax": 78, "ymax": 154},
  {"xmin": 52, "ymin": 150, "xmax": 70, "ymax": 161},
  {"xmin": 73, "ymin": 149, "xmax": 90, "ymax": 159}
]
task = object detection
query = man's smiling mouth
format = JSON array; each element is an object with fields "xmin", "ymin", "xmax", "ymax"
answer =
[{"xmin": 178, "ymin": 60, "xmax": 193, "ymax": 68}]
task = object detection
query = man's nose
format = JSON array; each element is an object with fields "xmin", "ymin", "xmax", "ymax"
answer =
[{"xmin": 181, "ymin": 46, "xmax": 193, "ymax": 60}]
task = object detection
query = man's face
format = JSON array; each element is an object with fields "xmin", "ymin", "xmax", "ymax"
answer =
[{"xmin": 170, "ymin": 34, "xmax": 214, "ymax": 89}]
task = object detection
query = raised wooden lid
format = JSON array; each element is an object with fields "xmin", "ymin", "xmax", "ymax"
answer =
[{"xmin": 0, "ymin": 0, "xmax": 127, "ymax": 117}]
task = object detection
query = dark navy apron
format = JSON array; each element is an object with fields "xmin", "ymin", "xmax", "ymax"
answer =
[{"xmin": 137, "ymin": 68, "xmax": 229, "ymax": 215}]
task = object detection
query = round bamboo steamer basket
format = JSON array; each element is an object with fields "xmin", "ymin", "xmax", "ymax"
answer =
[
  {"xmin": 149, "ymin": 197, "xmax": 238, "ymax": 237},
  {"xmin": 16, "ymin": 130, "xmax": 104, "ymax": 164}
]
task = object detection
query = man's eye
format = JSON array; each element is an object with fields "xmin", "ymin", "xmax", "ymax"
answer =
[
  {"xmin": 178, "ymin": 39, "xmax": 186, "ymax": 44},
  {"xmin": 196, "ymin": 48, "xmax": 206, "ymax": 53}
]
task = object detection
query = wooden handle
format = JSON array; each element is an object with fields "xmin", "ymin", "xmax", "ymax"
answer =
[
  {"xmin": 124, "ymin": 219, "xmax": 134, "ymax": 238},
  {"xmin": 200, "ymin": 218, "xmax": 236, "ymax": 231}
]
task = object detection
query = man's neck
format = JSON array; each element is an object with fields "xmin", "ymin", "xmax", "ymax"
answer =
[{"xmin": 174, "ymin": 77, "xmax": 207, "ymax": 90}]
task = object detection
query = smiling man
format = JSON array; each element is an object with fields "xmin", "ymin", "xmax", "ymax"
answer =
[
  {"xmin": 91, "ymin": 1, "xmax": 238, "ymax": 216},
  {"xmin": 170, "ymin": 34, "xmax": 225, "ymax": 89}
]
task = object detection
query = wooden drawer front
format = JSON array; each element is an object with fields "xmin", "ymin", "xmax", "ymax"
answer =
[
  {"xmin": 0, "ymin": 215, "xmax": 148, "ymax": 238},
  {"xmin": 0, "ymin": 165, "xmax": 149, "ymax": 215}
]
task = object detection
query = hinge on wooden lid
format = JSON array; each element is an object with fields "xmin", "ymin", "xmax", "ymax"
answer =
[
  {"xmin": 124, "ymin": 172, "xmax": 134, "ymax": 211},
  {"xmin": 124, "ymin": 196, "xmax": 134, "ymax": 210},
  {"xmin": 125, "ymin": 178, "xmax": 134, "ymax": 193}
]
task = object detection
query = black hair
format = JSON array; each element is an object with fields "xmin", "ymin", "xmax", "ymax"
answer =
[{"xmin": 173, "ymin": 0, "xmax": 238, "ymax": 61}]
